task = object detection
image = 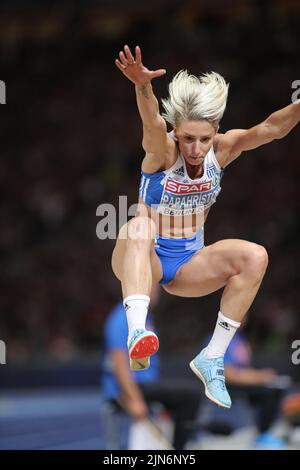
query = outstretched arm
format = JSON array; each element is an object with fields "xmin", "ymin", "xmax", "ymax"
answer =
[
  {"xmin": 219, "ymin": 100, "xmax": 300, "ymax": 167},
  {"xmin": 115, "ymin": 45, "xmax": 173, "ymax": 167}
]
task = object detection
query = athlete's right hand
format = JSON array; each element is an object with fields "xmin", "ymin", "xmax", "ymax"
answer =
[{"xmin": 115, "ymin": 45, "xmax": 166, "ymax": 85}]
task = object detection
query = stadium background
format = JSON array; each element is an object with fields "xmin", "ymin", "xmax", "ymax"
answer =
[{"xmin": 0, "ymin": 0, "xmax": 299, "ymax": 449}]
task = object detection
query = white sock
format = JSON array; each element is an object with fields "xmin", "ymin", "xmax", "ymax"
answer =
[
  {"xmin": 123, "ymin": 294, "xmax": 150, "ymax": 338},
  {"xmin": 204, "ymin": 311, "xmax": 241, "ymax": 359}
]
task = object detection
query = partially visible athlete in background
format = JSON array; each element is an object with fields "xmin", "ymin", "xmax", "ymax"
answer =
[{"xmin": 101, "ymin": 284, "xmax": 201, "ymax": 450}]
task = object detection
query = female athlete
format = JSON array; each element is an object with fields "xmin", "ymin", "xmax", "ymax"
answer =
[{"xmin": 111, "ymin": 45, "xmax": 300, "ymax": 408}]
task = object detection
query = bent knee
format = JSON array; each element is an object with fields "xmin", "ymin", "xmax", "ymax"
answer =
[
  {"xmin": 244, "ymin": 243, "xmax": 269, "ymax": 275},
  {"xmin": 127, "ymin": 216, "xmax": 156, "ymax": 242},
  {"xmin": 251, "ymin": 244, "xmax": 268, "ymax": 269}
]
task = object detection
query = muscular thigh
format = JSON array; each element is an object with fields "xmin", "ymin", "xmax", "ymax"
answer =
[
  {"xmin": 111, "ymin": 222, "xmax": 163, "ymax": 284},
  {"xmin": 163, "ymin": 239, "xmax": 257, "ymax": 298}
]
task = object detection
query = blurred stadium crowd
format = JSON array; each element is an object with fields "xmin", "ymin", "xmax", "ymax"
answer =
[{"xmin": 0, "ymin": 0, "xmax": 299, "ymax": 377}]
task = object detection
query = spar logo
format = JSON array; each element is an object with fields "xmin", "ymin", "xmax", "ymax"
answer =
[{"xmin": 165, "ymin": 179, "xmax": 212, "ymax": 194}]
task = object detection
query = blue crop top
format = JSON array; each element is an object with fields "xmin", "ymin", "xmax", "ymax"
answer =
[{"xmin": 139, "ymin": 146, "xmax": 224, "ymax": 216}]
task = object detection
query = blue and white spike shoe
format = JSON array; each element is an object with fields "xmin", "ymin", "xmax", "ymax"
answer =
[
  {"xmin": 128, "ymin": 329, "xmax": 159, "ymax": 371},
  {"xmin": 189, "ymin": 348, "xmax": 232, "ymax": 409}
]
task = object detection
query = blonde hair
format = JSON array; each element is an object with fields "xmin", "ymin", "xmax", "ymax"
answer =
[{"xmin": 161, "ymin": 70, "xmax": 229, "ymax": 128}]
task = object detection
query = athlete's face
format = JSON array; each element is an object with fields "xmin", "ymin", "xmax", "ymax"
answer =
[{"xmin": 174, "ymin": 120, "xmax": 217, "ymax": 166}]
